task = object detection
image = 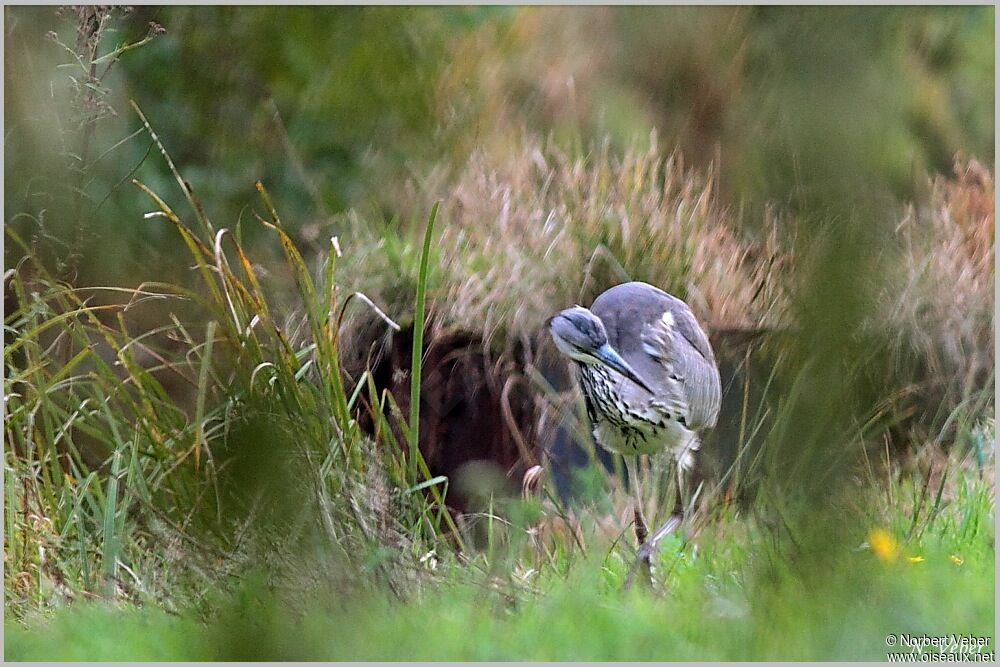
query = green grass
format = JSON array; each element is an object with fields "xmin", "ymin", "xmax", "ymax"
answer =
[
  {"xmin": 7, "ymin": 476, "xmax": 994, "ymax": 661},
  {"xmin": 6, "ymin": 605, "xmax": 210, "ymax": 662},
  {"xmin": 6, "ymin": 353, "xmax": 994, "ymax": 662},
  {"xmin": 3, "ymin": 122, "xmax": 458, "ymax": 622},
  {"xmin": 4, "ymin": 106, "xmax": 993, "ymax": 661}
]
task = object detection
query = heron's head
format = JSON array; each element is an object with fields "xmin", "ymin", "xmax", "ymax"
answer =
[{"xmin": 549, "ymin": 306, "xmax": 653, "ymax": 392}]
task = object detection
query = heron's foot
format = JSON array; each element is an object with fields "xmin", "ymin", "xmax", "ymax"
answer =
[
  {"xmin": 636, "ymin": 541, "xmax": 658, "ymax": 564},
  {"xmin": 624, "ymin": 502, "xmax": 653, "ymax": 590},
  {"xmin": 622, "ymin": 548, "xmax": 653, "ymax": 591},
  {"xmin": 622, "ymin": 538, "xmax": 658, "ymax": 591},
  {"xmin": 622, "ymin": 513, "xmax": 685, "ymax": 592}
]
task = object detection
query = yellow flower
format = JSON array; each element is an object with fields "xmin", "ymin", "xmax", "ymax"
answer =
[
  {"xmin": 907, "ymin": 555, "xmax": 925, "ymax": 564},
  {"xmin": 869, "ymin": 528, "xmax": 899, "ymax": 562},
  {"xmin": 949, "ymin": 554, "xmax": 964, "ymax": 566}
]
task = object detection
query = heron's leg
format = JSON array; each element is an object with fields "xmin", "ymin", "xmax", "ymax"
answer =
[
  {"xmin": 675, "ymin": 462, "xmax": 687, "ymax": 518},
  {"xmin": 623, "ymin": 455, "xmax": 653, "ymax": 589},
  {"xmin": 624, "ymin": 455, "xmax": 648, "ymax": 546},
  {"xmin": 634, "ymin": 462, "xmax": 687, "ymax": 567}
]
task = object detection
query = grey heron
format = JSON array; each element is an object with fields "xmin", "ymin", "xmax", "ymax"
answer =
[{"xmin": 549, "ymin": 281, "xmax": 721, "ymax": 584}]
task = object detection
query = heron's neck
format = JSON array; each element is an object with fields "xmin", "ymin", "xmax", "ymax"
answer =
[{"xmin": 577, "ymin": 363, "xmax": 620, "ymax": 413}]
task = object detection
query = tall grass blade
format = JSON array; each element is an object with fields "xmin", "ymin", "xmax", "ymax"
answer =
[
  {"xmin": 99, "ymin": 402, "xmax": 127, "ymax": 596},
  {"xmin": 193, "ymin": 321, "xmax": 217, "ymax": 471},
  {"xmin": 409, "ymin": 202, "xmax": 439, "ymax": 482}
]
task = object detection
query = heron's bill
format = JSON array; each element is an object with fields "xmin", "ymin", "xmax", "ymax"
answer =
[{"xmin": 595, "ymin": 344, "xmax": 653, "ymax": 393}]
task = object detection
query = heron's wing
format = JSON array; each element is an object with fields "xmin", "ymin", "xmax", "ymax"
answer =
[{"xmin": 640, "ymin": 299, "xmax": 722, "ymax": 430}]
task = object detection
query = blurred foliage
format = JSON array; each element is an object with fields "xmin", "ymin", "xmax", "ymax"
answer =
[
  {"xmin": 7, "ymin": 446, "xmax": 996, "ymax": 660},
  {"xmin": 4, "ymin": 6, "xmax": 501, "ymax": 285},
  {"xmin": 4, "ymin": 6, "xmax": 993, "ymax": 286},
  {"xmin": 118, "ymin": 7, "xmax": 504, "ymax": 215},
  {"xmin": 3, "ymin": 6, "xmax": 994, "ymax": 660}
]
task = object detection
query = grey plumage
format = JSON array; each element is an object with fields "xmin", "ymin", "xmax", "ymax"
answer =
[
  {"xmin": 548, "ymin": 280, "xmax": 722, "ymax": 586},
  {"xmin": 593, "ymin": 282, "xmax": 721, "ymax": 431},
  {"xmin": 551, "ymin": 281, "xmax": 721, "ymax": 467}
]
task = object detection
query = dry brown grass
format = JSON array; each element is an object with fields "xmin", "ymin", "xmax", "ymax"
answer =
[
  {"xmin": 331, "ymin": 136, "xmax": 993, "ymax": 484},
  {"xmin": 392, "ymin": 137, "xmax": 786, "ymax": 352},
  {"xmin": 884, "ymin": 159, "xmax": 994, "ymax": 431},
  {"xmin": 330, "ymin": 136, "xmax": 792, "ymax": 506}
]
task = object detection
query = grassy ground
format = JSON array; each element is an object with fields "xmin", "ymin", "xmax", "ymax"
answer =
[
  {"xmin": 5, "ymin": 7, "xmax": 994, "ymax": 662},
  {"xmin": 6, "ymin": 566, "xmax": 995, "ymax": 661},
  {"xmin": 7, "ymin": 452, "xmax": 994, "ymax": 661},
  {"xmin": 4, "ymin": 101, "xmax": 994, "ymax": 663}
]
